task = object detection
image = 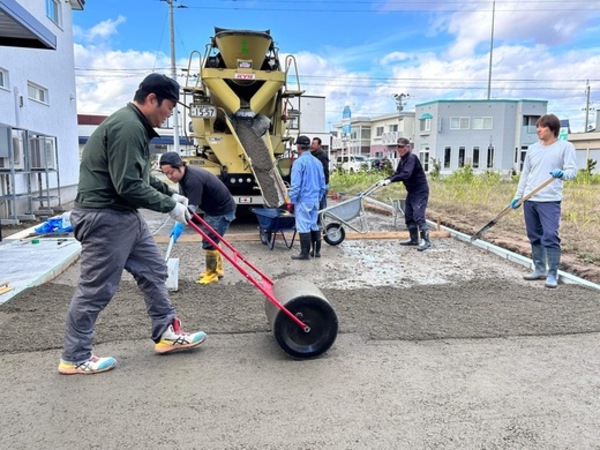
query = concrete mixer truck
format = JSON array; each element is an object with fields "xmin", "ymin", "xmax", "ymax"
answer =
[{"xmin": 180, "ymin": 27, "xmax": 304, "ymax": 208}]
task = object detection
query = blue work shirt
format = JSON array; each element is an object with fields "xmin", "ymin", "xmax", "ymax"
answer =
[{"xmin": 288, "ymin": 151, "xmax": 326, "ymax": 205}]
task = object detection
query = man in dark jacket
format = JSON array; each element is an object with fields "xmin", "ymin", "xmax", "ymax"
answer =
[
  {"xmin": 378, "ymin": 137, "xmax": 431, "ymax": 251},
  {"xmin": 59, "ymin": 74, "xmax": 206, "ymax": 375},
  {"xmin": 159, "ymin": 152, "xmax": 236, "ymax": 284},
  {"xmin": 310, "ymin": 137, "xmax": 330, "ymax": 211}
]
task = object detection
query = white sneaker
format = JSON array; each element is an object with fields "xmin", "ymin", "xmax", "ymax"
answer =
[
  {"xmin": 58, "ymin": 355, "xmax": 117, "ymax": 375},
  {"xmin": 155, "ymin": 318, "xmax": 207, "ymax": 354}
]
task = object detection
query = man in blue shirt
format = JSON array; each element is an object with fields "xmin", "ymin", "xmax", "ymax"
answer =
[{"xmin": 288, "ymin": 135, "xmax": 326, "ymax": 260}]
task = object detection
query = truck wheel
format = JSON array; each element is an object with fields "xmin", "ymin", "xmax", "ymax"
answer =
[{"xmin": 323, "ymin": 223, "xmax": 345, "ymax": 246}]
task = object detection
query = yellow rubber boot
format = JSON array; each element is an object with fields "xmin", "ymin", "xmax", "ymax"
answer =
[
  {"xmin": 216, "ymin": 251, "xmax": 224, "ymax": 279},
  {"xmin": 196, "ymin": 249, "xmax": 219, "ymax": 285}
]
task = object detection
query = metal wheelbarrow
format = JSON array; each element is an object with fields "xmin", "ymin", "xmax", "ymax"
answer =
[
  {"xmin": 251, "ymin": 207, "xmax": 297, "ymax": 250},
  {"xmin": 318, "ymin": 183, "xmax": 382, "ymax": 246},
  {"xmin": 185, "ymin": 210, "xmax": 338, "ymax": 359}
]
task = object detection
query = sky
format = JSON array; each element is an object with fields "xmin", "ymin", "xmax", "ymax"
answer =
[{"xmin": 72, "ymin": 0, "xmax": 600, "ymax": 132}]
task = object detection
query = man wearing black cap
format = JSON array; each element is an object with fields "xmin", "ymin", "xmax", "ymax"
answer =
[
  {"xmin": 288, "ymin": 135, "xmax": 326, "ymax": 260},
  {"xmin": 58, "ymin": 73, "xmax": 206, "ymax": 375},
  {"xmin": 159, "ymin": 152, "xmax": 236, "ymax": 284},
  {"xmin": 377, "ymin": 137, "xmax": 431, "ymax": 251}
]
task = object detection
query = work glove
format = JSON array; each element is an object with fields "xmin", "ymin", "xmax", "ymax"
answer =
[
  {"xmin": 376, "ymin": 179, "xmax": 391, "ymax": 187},
  {"xmin": 325, "ymin": 184, "xmax": 330, "ymax": 191},
  {"xmin": 550, "ymin": 169, "xmax": 564, "ymax": 179},
  {"xmin": 510, "ymin": 198, "xmax": 521, "ymax": 210},
  {"xmin": 170, "ymin": 222, "xmax": 185, "ymax": 242},
  {"xmin": 171, "ymin": 193, "xmax": 189, "ymax": 206},
  {"xmin": 169, "ymin": 202, "xmax": 191, "ymax": 224},
  {"xmin": 286, "ymin": 202, "xmax": 294, "ymax": 214}
]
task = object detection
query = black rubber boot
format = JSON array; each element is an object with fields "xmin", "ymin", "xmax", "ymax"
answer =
[
  {"xmin": 310, "ymin": 230, "xmax": 322, "ymax": 258},
  {"xmin": 417, "ymin": 229, "xmax": 431, "ymax": 252},
  {"xmin": 400, "ymin": 226, "xmax": 419, "ymax": 246},
  {"xmin": 292, "ymin": 233, "xmax": 311, "ymax": 260}
]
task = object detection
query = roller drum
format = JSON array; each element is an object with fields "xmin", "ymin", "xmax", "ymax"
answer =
[{"xmin": 267, "ymin": 276, "xmax": 338, "ymax": 359}]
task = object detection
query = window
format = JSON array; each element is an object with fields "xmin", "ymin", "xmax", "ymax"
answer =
[
  {"xmin": 450, "ymin": 117, "xmax": 470, "ymax": 130},
  {"xmin": 487, "ymin": 145, "xmax": 495, "ymax": 169},
  {"xmin": 419, "ymin": 118, "xmax": 431, "ymax": 133},
  {"xmin": 388, "ymin": 124, "xmax": 398, "ymax": 132},
  {"xmin": 443, "ymin": 147, "xmax": 451, "ymax": 168},
  {"xmin": 458, "ymin": 146, "xmax": 465, "ymax": 167},
  {"xmin": 376, "ymin": 127, "xmax": 384, "ymax": 137},
  {"xmin": 523, "ymin": 115, "xmax": 540, "ymax": 133},
  {"xmin": 0, "ymin": 68, "xmax": 7, "ymax": 89},
  {"xmin": 27, "ymin": 82, "xmax": 49, "ymax": 104},
  {"xmin": 472, "ymin": 117, "xmax": 492, "ymax": 129},
  {"xmin": 473, "ymin": 146, "xmax": 479, "ymax": 168},
  {"xmin": 420, "ymin": 149, "xmax": 430, "ymax": 172},
  {"xmin": 46, "ymin": 0, "xmax": 62, "ymax": 27}
]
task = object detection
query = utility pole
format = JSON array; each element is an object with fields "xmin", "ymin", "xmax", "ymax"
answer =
[
  {"xmin": 487, "ymin": 0, "xmax": 496, "ymax": 100},
  {"xmin": 393, "ymin": 93, "xmax": 410, "ymax": 113},
  {"xmin": 165, "ymin": 0, "xmax": 180, "ymax": 153},
  {"xmin": 584, "ymin": 80, "xmax": 591, "ymax": 133}
]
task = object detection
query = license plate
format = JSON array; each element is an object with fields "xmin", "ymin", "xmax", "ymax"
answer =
[
  {"xmin": 190, "ymin": 104, "xmax": 216, "ymax": 118},
  {"xmin": 238, "ymin": 197, "xmax": 253, "ymax": 204}
]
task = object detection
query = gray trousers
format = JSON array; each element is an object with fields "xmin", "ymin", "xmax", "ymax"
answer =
[{"xmin": 62, "ymin": 208, "xmax": 176, "ymax": 363}]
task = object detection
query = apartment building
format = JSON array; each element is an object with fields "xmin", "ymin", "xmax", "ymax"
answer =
[
  {"xmin": 0, "ymin": 0, "xmax": 84, "ymax": 222},
  {"xmin": 332, "ymin": 99, "xmax": 554, "ymax": 175}
]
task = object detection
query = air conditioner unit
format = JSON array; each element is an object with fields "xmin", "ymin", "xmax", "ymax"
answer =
[
  {"xmin": 0, "ymin": 133, "xmax": 25, "ymax": 170},
  {"xmin": 29, "ymin": 136, "xmax": 57, "ymax": 170}
]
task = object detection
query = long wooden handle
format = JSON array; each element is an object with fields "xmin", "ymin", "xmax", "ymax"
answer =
[
  {"xmin": 515, "ymin": 177, "xmax": 556, "ymax": 207},
  {"xmin": 471, "ymin": 177, "xmax": 557, "ymax": 241}
]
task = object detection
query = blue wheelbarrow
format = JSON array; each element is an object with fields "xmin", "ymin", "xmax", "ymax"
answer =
[{"xmin": 251, "ymin": 207, "xmax": 297, "ymax": 250}]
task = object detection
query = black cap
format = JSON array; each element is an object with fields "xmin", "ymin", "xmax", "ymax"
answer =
[
  {"xmin": 159, "ymin": 152, "xmax": 183, "ymax": 166},
  {"xmin": 295, "ymin": 135, "xmax": 311, "ymax": 146},
  {"xmin": 139, "ymin": 73, "xmax": 180, "ymax": 102}
]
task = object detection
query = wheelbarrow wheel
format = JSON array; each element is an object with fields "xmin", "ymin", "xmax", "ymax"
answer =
[
  {"xmin": 323, "ymin": 223, "xmax": 345, "ymax": 246},
  {"xmin": 268, "ymin": 277, "xmax": 338, "ymax": 359}
]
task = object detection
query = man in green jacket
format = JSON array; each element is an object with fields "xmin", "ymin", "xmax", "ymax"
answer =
[{"xmin": 59, "ymin": 74, "xmax": 206, "ymax": 375}]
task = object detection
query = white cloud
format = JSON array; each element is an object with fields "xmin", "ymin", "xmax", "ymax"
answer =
[{"xmin": 73, "ymin": 16, "xmax": 126, "ymax": 43}]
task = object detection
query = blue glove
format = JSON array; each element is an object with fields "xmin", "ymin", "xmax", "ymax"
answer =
[
  {"xmin": 170, "ymin": 222, "xmax": 185, "ymax": 242},
  {"xmin": 550, "ymin": 169, "xmax": 563, "ymax": 178},
  {"xmin": 510, "ymin": 198, "xmax": 521, "ymax": 209},
  {"xmin": 325, "ymin": 184, "xmax": 330, "ymax": 191}
]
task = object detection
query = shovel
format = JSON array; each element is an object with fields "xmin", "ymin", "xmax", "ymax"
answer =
[
  {"xmin": 470, "ymin": 177, "xmax": 556, "ymax": 242},
  {"xmin": 165, "ymin": 234, "xmax": 179, "ymax": 292}
]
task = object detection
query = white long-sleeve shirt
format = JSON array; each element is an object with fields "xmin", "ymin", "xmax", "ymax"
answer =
[{"xmin": 515, "ymin": 139, "xmax": 577, "ymax": 202}]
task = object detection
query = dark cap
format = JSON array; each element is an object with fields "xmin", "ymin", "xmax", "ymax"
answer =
[
  {"xmin": 295, "ymin": 135, "xmax": 311, "ymax": 146},
  {"xmin": 159, "ymin": 151, "xmax": 183, "ymax": 167},
  {"xmin": 139, "ymin": 73, "xmax": 180, "ymax": 102},
  {"xmin": 397, "ymin": 137, "xmax": 411, "ymax": 147}
]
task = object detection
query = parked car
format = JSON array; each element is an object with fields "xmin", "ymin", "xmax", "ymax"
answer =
[
  {"xmin": 335, "ymin": 155, "xmax": 369, "ymax": 173},
  {"xmin": 369, "ymin": 157, "xmax": 394, "ymax": 172}
]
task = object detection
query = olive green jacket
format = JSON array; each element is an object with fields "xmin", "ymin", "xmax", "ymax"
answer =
[{"xmin": 75, "ymin": 103, "xmax": 176, "ymax": 212}]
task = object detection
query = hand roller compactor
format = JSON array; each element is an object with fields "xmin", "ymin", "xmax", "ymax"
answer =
[{"xmin": 186, "ymin": 210, "xmax": 338, "ymax": 359}]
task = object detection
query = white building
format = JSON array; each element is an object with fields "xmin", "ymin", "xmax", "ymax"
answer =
[
  {"xmin": 0, "ymin": 0, "xmax": 84, "ymax": 223},
  {"xmin": 414, "ymin": 99, "xmax": 548, "ymax": 175}
]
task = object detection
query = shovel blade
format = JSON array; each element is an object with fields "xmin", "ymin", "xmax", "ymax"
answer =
[{"xmin": 166, "ymin": 258, "xmax": 179, "ymax": 292}]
